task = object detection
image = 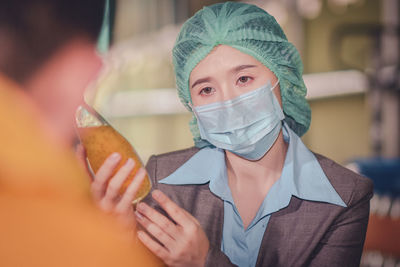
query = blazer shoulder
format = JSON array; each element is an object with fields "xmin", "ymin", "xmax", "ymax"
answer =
[
  {"xmin": 315, "ymin": 153, "xmax": 373, "ymax": 206},
  {"xmin": 145, "ymin": 147, "xmax": 200, "ymax": 182}
]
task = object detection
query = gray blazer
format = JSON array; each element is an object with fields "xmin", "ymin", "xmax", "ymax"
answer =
[{"xmin": 145, "ymin": 147, "xmax": 373, "ymax": 267}]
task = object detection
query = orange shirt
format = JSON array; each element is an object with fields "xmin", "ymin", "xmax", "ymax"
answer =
[{"xmin": 0, "ymin": 74, "xmax": 163, "ymax": 267}]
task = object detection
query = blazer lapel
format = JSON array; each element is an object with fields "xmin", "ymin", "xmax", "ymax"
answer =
[
  {"xmin": 195, "ymin": 185, "xmax": 225, "ymax": 249},
  {"xmin": 256, "ymin": 196, "xmax": 340, "ymax": 267},
  {"xmin": 256, "ymin": 197, "xmax": 303, "ymax": 266}
]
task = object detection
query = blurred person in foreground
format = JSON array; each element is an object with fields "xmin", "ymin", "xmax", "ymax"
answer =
[
  {"xmin": 91, "ymin": 2, "xmax": 374, "ymax": 267},
  {"xmin": 0, "ymin": 1, "xmax": 161, "ymax": 266}
]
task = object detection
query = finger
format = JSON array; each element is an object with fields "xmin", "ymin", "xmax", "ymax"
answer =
[
  {"xmin": 151, "ymin": 190, "xmax": 193, "ymax": 227},
  {"xmin": 135, "ymin": 211, "xmax": 175, "ymax": 249},
  {"xmin": 91, "ymin": 152, "xmax": 121, "ymax": 199},
  {"xmin": 137, "ymin": 230, "xmax": 170, "ymax": 262},
  {"xmin": 102, "ymin": 158, "xmax": 135, "ymax": 202},
  {"xmin": 115, "ymin": 167, "xmax": 147, "ymax": 213},
  {"xmin": 136, "ymin": 202, "xmax": 180, "ymax": 239}
]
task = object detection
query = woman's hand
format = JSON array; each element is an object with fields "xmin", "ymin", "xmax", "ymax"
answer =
[
  {"xmin": 135, "ymin": 190, "xmax": 209, "ymax": 267},
  {"xmin": 76, "ymin": 144, "xmax": 147, "ymax": 229}
]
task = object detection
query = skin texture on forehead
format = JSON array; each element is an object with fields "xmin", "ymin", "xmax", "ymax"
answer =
[{"xmin": 189, "ymin": 45, "xmax": 282, "ymax": 107}]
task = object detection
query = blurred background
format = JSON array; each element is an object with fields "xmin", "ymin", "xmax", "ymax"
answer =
[{"xmin": 89, "ymin": 0, "xmax": 399, "ymax": 265}]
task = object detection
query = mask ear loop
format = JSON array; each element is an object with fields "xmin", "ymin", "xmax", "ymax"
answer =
[
  {"xmin": 189, "ymin": 102, "xmax": 205, "ymax": 120},
  {"xmin": 188, "ymin": 102, "xmax": 196, "ymax": 115},
  {"xmin": 270, "ymin": 79, "xmax": 285, "ymax": 121},
  {"xmin": 270, "ymin": 79, "xmax": 280, "ymax": 91},
  {"xmin": 187, "ymin": 101, "xmax": 208, "ymax": 143},
  {"xmin": 187, "ymin": 101, "xmax": 199, "ymax": 121}
]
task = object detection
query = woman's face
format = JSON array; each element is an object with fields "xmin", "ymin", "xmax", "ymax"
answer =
[{"xmin": 189, "ymin": 45, "xmax": 281, "ymax": 107}]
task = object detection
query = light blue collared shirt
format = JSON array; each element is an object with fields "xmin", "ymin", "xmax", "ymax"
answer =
[{"xmin": 159, "ymin": 123, "xmax": 346, "ymax": 267}]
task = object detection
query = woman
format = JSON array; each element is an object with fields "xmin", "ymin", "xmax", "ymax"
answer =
[{"xmin": 89, "ymin": 2, "xmax": 373, "ymax": 267}]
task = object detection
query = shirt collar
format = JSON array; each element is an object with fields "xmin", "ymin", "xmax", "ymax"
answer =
[
  {"xmin": 279, "ymin": 124, "xmax": 346, "ymax": 207},
  {"xmin": 158, "ymin": 146, "xmax": 225, "ymax": 185},
  {"xmin": 159, "ymin": 123, "xmax": 346, "ymax": 211}
]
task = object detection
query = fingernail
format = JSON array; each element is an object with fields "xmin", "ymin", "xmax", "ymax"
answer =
[
  {"xmin": 110, "ymin": 152, "xmax": 120, "ymax": 160},
  {"xmin": 135, "ymin": 211, "xmax": 144, "ymax": 220},
  {"xmin": 125, "ymin": 158, "xmax": 134, "ymax": 167}
]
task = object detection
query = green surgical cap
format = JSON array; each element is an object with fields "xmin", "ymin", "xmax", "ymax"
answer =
[{"xmin": 172, "ymin": 1, "xmax": 311, "ymax": 147}]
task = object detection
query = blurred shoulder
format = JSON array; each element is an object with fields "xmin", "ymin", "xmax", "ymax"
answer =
[{"xmin": 315, "ymin": 153, "xmax": 373, "ymax": 206}]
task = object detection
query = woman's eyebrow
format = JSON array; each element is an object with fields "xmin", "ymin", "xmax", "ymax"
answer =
[
  {"xmin": 230, "ymin": 64, "xmax": 257, "ymax": 73},
  {"xmin": 191, "ymin": 77, "xmax": 211, "ymax": 89}
]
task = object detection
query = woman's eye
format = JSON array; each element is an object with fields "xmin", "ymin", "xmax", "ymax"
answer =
[
  {"xmin": 199, "ymin": 87, "xmax": 215, "ymax": 95},
  {"xmin": 237, "ymin": 76, "xmax": 251, "ymax": 84}
]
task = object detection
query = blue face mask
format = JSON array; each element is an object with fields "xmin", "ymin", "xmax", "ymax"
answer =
[{"xmin": 192, "ymin": 81, "xmax": 284, "ymax": 160}]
